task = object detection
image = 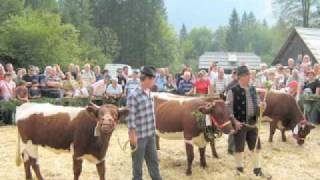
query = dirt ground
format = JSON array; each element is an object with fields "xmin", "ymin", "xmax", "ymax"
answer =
[{"xmin": 1, "ymin": 123, "xmax": 320, "ymax": 180}]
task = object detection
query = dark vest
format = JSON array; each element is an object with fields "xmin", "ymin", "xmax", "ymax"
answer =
[{"xmin": 231, "ymin": 84, "xmax": 258, "ymax": 124}]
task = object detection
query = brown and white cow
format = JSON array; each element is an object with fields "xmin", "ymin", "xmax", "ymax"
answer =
[
  {"xmin": 263, "ymin": 91, "xmax": 315, "ymax": 145},
  {"xmin": 15, "ymin": 102, "xmax": 129, "ymax": 180},
  {"xmin": 153, "ymin": 93, "xmax": 234, "ymax": 175}
]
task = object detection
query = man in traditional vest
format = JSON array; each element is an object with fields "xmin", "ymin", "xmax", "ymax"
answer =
[{"xmin": 226, "ymin": 65, "xmax": 270, "ymax": 178}]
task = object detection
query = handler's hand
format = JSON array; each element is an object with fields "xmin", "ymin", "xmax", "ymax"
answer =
[
  {"xmin": 129, "ymin": 129, "xmax": 138, "ymax": 147},
  {"xmin": 259, "ymin": 102, "xmax": 266, "ymax": 110},
  {"xmin": 234, "ymin": 119, "xmax": 243, "ymax": 131}
]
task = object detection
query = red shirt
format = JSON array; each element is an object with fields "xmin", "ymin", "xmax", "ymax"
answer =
[
  {"xmin": 194, "ymin": 79, "xmax": 210, "ymax": 94},
  {"xmin": 0, "ymin": 75, "xmax": 4, "ymax": 81}
]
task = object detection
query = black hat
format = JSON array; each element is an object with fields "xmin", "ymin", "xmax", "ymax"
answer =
[
  {"xmin": 141, "ymin": 66, "xmax": 156, "ymax": 77},
  {"xmin": 237, "ymin": 65, "xmax": 250, "ymax": 77}
]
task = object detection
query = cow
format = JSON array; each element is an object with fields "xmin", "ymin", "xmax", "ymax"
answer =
[
  {"xmin": 263, "ymin": 91, "xmax": 315, "ymax": 145},
  {"xmin": 152, "ymin": 93, "xmax": 223, "ymax": 158},
  {"xmin": 15, "ymin": 102, "xmax": 129, "ymax": 180},
  {"xmin": 153, "ymin": 93, "xmax": 234, "ymax": 175}
]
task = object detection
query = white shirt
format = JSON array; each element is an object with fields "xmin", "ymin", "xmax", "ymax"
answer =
[{"xmin": 106, "ymin": 84, "xmax": 122, "ymax": 95}]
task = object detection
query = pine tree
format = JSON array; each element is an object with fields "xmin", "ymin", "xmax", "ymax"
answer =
[
  {"xmin": 179, "ymin": 24, "xmax": 188, "ymax": 42},
  {"xmin": 226, "ymin": 9, "xmax": 240, "ymax": 51}
]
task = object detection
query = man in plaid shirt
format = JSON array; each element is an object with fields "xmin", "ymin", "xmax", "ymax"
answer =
[{"xmin": 127, "ymin": 66, "xmax": 162, "ymax": 180}]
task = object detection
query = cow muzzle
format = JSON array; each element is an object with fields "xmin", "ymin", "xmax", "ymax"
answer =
[
  {"xmin": 100, "ymin": 117, "xmax": 116, "ymax": 134},
  {"xmin": 293, "ymin": 135, "xmax": 305, "ymax": 145}
]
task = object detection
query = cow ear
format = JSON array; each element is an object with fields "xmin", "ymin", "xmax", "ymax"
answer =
[
  {"xmin": 307, "ymin": 123, "xmax": 316, "ymax": 130},
  {"xmin": 198, "ymin": 103, "xmax": 214, "ymax": 114},
  {"xmin": 86, "ymin": 103, "xmax": 99, "ymax": 118},
  {"xmin": 118, "ymin": 107, "xmax": 129, "ymax": 121}
]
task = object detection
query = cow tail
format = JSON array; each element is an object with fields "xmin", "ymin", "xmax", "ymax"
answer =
[{"xmin": 15, "ymin": 129, "xmax": 22, "ymax": 166}]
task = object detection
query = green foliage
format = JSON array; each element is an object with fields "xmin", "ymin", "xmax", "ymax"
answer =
[
  {"xmin": 179, "ymin": 24, "xmax": 188, "ymax": 42},
  {"xmin": 212, "ymin": 26, "xmax": 228, "ymax": 51},
  {"xmin": 274, "ymin": 0, "xmax": 320, "ymax": 28},
  {"xmin": 95, "ymin": 27, "xmax": 120, "ymax": 60},
  {"xmin": 0, "ymin": 0, "xmax": 23, "ymax": 24},
  {"xmin": 0, "ymin": 10, "xmax": 80, "ymax": 68},
  {"xmin": 226, "ymin": 9, "xmax": 241, "ymax": 51},
  {"xmin": 180, "ymin": 27, "xmax": 214, "ymax": 68},
  {"xmin": 0, "ymin": 0, "xmax": 297, "ymax": 72},
  {"xmin": 24, "ymin": 0, "xmax": 59, "ymax": 13}
]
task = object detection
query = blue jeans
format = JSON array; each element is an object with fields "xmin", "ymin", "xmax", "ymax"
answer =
[
  {"xmin": 305, "ymin": 101, "xmax": 320, "ymax": 124},
  {"xmin": 131, "ymin": 135, "xmax": 162, "ymax": 180}
]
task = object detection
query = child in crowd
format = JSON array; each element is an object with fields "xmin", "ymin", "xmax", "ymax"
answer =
[
  {"xmin": 16, "ymin": 81, "xmax": 29, "ymax": 102},
  {"xmin": 29, "ymin": 80, "xmax": 41, "ymax": 99},
  {"xmin": 0, "ymin": 73, "xmax": 16, "ymax": 101},
  {"xmin": 74, "ymin": 74, "xmax": 89, "ymax": 97}
]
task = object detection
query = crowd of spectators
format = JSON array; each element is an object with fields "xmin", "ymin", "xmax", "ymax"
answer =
[{"xmin": 0, "ymin": 54, "xmax": 319, "ymax": 124}]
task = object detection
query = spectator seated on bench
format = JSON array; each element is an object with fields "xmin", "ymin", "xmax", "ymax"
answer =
[
  {"xmin": 106, "ymin": 77, "xmax": 124, "ymax": 106},
  {"xmin": 16, "ymin": 81, "xmax": 29, "ymax": 102},
  {"xmin": 42, "ymin": 66, "xmax": 64, "ymax": 98},
  {"xmin": 89, "ymin": 75, "xmax": 110, "ymax": 99},
  {"xmin": 29, "ymin": 80, "xmax": 41, "ymax": 99},
  {"xmin": 63, "ymin": 72, "xmax": 79, "ymax": 97},
  {"xmin": 23, "ymin": 66, "xmax": 39, "ymax": 88},
  {"xmin": 73, "ymin": 74, "xmax": 89, "ymax": 97},
  {"xmin": 0, "ymin": 73, "xmax": 16, "ymax": 124}
]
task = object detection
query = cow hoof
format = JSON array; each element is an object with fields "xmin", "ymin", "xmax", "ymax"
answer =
[
  {"xmin": 185, "ymin": 170, "xmax": 192, "ymax": 176},
  {"xmin": 268, "ymin": 139, "xmax": 273, "ymax": 143},
  {"xmin": 282, "ymin": 139, "xmax": 287, "ymax": 142},
  {"xmin": 200, "ymin": 163, "xmax": 207, "ymax": 169}
]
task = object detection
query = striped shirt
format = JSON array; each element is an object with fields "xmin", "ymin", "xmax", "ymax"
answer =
[
  {"xmin": 213, "ymin": 78, "xmax": 228, "ymax": 94},
  {"xmin": 178, "ymin": 80, "xmax": 193, "ymax": 94},
  {"xmin": 126, "ymin": 87, "xmax": 156, "ymax": 139}
]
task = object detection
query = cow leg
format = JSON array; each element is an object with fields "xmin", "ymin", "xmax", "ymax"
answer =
[
  {"xmin": 185, "ymin": 142, "xmax": 194, "ymax": 176},
  {"xmin": 281, "ymin": 130, "xmax": 287, "ymax": 142},
  {"xmin": 29, "ymin": 157, "xmax": 43, "ymax": 180},
  {"xmin": 210, "ymin": 140, "xmax": 219, "ymax": 158},
  {"xmin": 23, "ymin": 160, "xmax": 32, "ymax": 180},
  {"xmin": 96, "ymin": 160, "xmax": 105, "ymax": 180},
  {"xmin": 22, "ymin": 152, "xmax": 32, "ymax": 180},
  {"xmin": 268, "ymin": 122, "xmax": 276, "ymax": 143},
  {"xmin": 156, "ymin": 135, "xmax": 160, "ymax": 150},
  {"xmin": 199, "ymin": 147, "xmax": 207, "ymax": 168},
  {"xmin": 73, "ymin": 156, "xmax": 83, "ymax": 180}
]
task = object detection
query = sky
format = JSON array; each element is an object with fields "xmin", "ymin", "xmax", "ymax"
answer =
[{"xmin": 164, "ymin": 0, "xmax": 276, "ymax": 31}]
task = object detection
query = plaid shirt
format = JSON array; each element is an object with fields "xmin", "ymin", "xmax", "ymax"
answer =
[{"xmin": 126, "ymin": 87, "xmax": 156, "ymax": 139}]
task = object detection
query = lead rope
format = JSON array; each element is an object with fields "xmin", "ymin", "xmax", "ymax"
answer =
[
  {"xmin": 116, "ymin": 135, "xmax": 138, "ymax": 155},
  {"xmin": 254, "ymin": 88, "xmax": 269, "ymax": 153}
]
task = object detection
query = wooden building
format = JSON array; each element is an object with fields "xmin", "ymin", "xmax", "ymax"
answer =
[
  {"xmin": 272, "ymin": 27, "xmax": 320, "ymax": 65},
  {"xmin": 198, "ymin": 52, "xmax": 261, "ymax": 73}
]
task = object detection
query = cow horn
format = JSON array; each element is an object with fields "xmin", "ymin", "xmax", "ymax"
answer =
[
  {"xmin": 89, "ymin": 102, "xmax": 100, "ymax": 109},
  {"xmin": 261, "ymin": 116, "xmax": 273, "ymax": 123}
]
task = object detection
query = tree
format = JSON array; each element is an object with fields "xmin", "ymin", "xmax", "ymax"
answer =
[
  {"xmin": 241, "ymin": 11, "xmax": 249, "ymax": 27},
  {"xmin": 179, "ymin": 24, "xmax": 188, "ymax": 42},
  {"xmin": 58, "ymin": 0, "xmax": 95, "ymax": 43},
  {"xmin": 91, "ymin": 0, "xmax": 175, "ymax": 67},
  {"xmin": 24, "ymin": 0, "xmax": 59, "ymax": 13},
  {"xmin": 0, "ymin": 10, "xmax": 81, "ymax": 68},
  {"xmin": 212, "ymin": 26, "xmax": 228, "ymax": 51},
  {"xmin": 180, "ymin": 27, "xmax": 214, "ymax": 67},
  {"xmin": 0, "ymin": 0, "xmax": 23, "ymax": 24},
  {"xmin": 273, "ymin": 0, "xmax": 319, "ymax": 27},
  {"xmin": 95, "ymin": 27, "xmax": 120, "ymax": 60},
  {"xmin": 226, "ymin": 9, "xmax": 241, "ymax": 51}
]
